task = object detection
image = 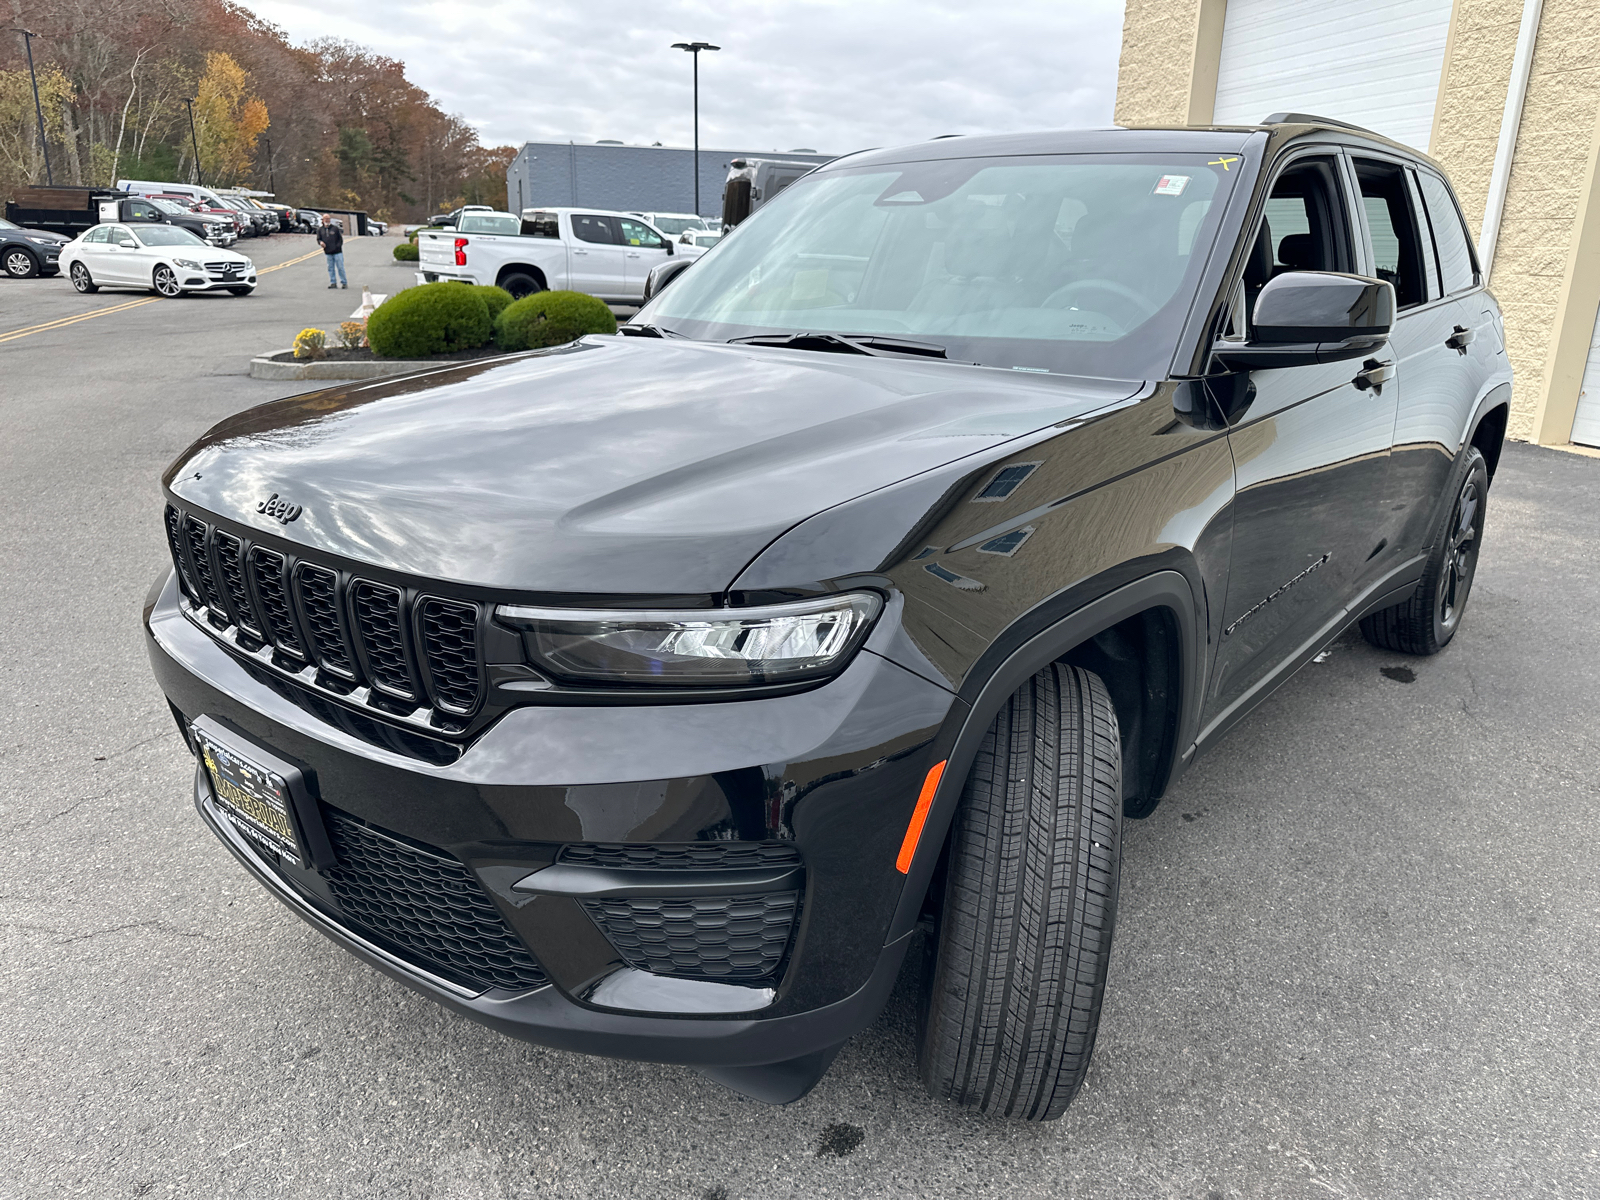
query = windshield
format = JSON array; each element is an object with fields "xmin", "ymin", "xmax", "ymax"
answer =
[
  {"xmin": 0, "ymin": 218, "xmax": 17, "ymax": 230},
  {"xmin": 645, "ymin": 153, "xmax": 1236, "ymax": 378},
  {"xmin": 650, "ymin": 216, "xmax": 706, "ymax": 235},
  {"xmin": 149, "ymin": 198, "xmax": 186, "ymax": 214},
  {"xmin": 135, "ymin": 225, "xmax": 206, "ymax": 247},
  {"xmin": 458, "ymin": 213, "xmax": 521, "ymax": 235}
]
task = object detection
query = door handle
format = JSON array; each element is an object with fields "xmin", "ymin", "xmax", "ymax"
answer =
[
  {"xmin": 572, "ymin": 248, "xmax": 588, "ymax": 255},
  {"xmin": 626, "ymin": 252, "xmax": 640, "ymax": 258},
  {"xmin": 1445, "ymin": 325, "xmax": 1474, "ymax": 354},
  {"xmin": 1353, "ymin": 358, "xmax": 1395, "ymax": 393}
]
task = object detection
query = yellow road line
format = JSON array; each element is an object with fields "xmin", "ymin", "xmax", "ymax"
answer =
[
  {"xmin": 0, "ymin": 297, "xmax": 162, "ymax": 344},
  {"xmin": 258, "ymin": 249, "xmax": 323, "ymax": 274},
  {"xmin": 0, "ymin": 247, "xmax": 323, "ymax": 343}
]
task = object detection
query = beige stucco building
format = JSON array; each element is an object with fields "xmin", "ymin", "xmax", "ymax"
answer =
[{"xmin": 1116, "ymin": 0, "xmax": 1600, "ymax": 450}]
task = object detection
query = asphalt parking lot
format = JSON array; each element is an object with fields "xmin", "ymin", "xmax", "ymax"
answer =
[{"xmin": 3, "ymin": 233, "xmax": 1598, "ymax": 1199}]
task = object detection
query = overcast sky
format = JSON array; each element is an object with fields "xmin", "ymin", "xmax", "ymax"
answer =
[{"xmin": 239, "ymin": 0, "xmax": 1126, "ymax": 154}]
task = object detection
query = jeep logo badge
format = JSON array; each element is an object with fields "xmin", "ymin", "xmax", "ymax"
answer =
[{"xmin": 257, "ymin": 493, "xmax": 302, "ymax": 524}]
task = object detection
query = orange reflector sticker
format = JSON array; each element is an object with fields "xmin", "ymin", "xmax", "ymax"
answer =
[{"xmin": 895, "ymin": 760, "xmax": 947, "ymax": 874}]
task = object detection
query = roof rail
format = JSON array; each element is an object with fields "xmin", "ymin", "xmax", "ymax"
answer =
[{"xmin": 1261, "ymin": 112, "xmax": 1381, "ymax": 137}]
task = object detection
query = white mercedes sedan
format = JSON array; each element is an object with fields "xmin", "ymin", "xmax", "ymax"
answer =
[{"xmin": 60, "ymin": 223, "xmax": 257, "ymax": 297}]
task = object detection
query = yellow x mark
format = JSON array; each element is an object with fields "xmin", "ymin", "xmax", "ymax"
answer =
[{"xmin": 1209, "ymin": 156, "xmax": 1239, "ymax": 170}]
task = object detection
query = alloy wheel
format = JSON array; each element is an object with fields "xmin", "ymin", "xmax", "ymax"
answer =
[
  {"xmin": 70, "ymin": 263, "xmax": 94, "ymax": 292},
  {"xmin": 1437, "ymin": 476, "xmax": 1482, "ymax": 632},
  {"xmin": 154, "ymin": 266, "xmax": 182, "ymax": 298},
  {"xmin": 4, "ymin": 249, "xmax": 37, "ymax": 278}
]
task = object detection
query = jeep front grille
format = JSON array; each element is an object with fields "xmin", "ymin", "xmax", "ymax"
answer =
[{"xmin": 163, "ymin": 503, "xmax": 486, "ymax": 729}]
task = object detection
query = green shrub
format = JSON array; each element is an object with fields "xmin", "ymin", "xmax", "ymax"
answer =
[
  {"xmin": 366, "ymin": 283, "xmax": 492, "ymax": 358},
  {"xmin": 392, "ymin": 242, "xmax": 419, "ymax": 262},
  {"xmin": 494, "ymin": 290, "xmax": 617, "ymax": 351},
  {"xmin": 475, "ymin": 285, "xmax": 515, "ymax": 323}
]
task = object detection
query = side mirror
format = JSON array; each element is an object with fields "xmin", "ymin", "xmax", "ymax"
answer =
[
  {"xmin": 1214, "ymin": 271, "xmax": 1393, "ymax": 370},
  {"xmin": 662, "ymin": 239, "xmax": 674, "ymax": 256},
  {"xmin": 642, "ymin": 257, "xmax": 694, "ymax": 302}
]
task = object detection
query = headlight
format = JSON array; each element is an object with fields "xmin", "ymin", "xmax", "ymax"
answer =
[
  {"xmin": 242, "ymin": 259, "xmax": 253, "ymax": 271},
  {"xmin": 26, "ymin": 236, "xmax": 57, "ymax": 245},
  {"xmin": 174, "ymin": 258, "xmax": 202, "ymax": 270},
  {"xmin": 494, "ymin": 592, "xmax": 882, "ymax": 687}
]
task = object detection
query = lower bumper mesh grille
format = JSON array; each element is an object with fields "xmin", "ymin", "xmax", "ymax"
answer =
[
  {"xmin": 582, "ymin": 892, "xmax": 800, "ymax": 983},
  {"xmin": 322, "ymin": 808, "xmax": 546, "ymax": 993}
]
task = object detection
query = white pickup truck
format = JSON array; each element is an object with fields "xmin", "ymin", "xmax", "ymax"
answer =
[{"xmin": 415, "ymin": 207, "xmax": 684, "ymax": 302}]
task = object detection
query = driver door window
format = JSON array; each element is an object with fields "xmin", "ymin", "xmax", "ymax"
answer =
[{"xmin": 618, "ymin": 218, "xmax": 670, "ymax": 298}]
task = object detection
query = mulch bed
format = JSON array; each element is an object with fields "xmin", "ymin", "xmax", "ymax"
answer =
[{"xmin": 268, "ymin": 344, "xmax": 516, "ymax": 364}]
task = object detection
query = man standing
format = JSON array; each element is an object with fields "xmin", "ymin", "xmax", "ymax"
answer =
[{"xmin": 317, "ymin": 213, "xmax": 346, "ymax": 289}]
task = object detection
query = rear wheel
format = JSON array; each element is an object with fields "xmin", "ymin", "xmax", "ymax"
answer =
[
  {"xmin": 917, "ymin": 662, "xmax": 1122, "ymax": 1121},
  {"xmin": 500, "ymin": 271, "xmax": 543, "ymax": 299},
  {"xmin": 152, "ymin": 265, "xmax": 183, "ymax": 298},
  {"xmin": 4, "ymin": 248, "xmax": 39, "ymax": 278},
  {"xmin": 1360, "ymin": 446, "xmax": 1488, "ymax": 655},
  {"xmin": 69, "ymin": 262, "xmax": 98, "ymax": 293}
]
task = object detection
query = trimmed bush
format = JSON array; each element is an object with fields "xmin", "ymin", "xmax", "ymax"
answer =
[
  {"xmin": 366, "ymin": 283, "xmax": 492, "ymax": 358},
  {"xmin": 494, "ymin": 290, "xmax": 617, "ymax": 351},
  {"xmin": 392, "ymin": 242, "xmax": 419, "ymax": 262},
  {"xmin": 475, "ymin": 285, "xmax": 515, "ymax": 323}
]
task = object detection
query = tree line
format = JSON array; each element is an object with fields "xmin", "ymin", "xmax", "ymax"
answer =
[{"xmin": 1, "ymin": 0, "xmax": 515, "ymax": 220}]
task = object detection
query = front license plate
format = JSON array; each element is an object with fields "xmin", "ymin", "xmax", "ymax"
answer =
[{"xmin": 196, "ymin": 728, "xmax": 305, "ymax": 867}]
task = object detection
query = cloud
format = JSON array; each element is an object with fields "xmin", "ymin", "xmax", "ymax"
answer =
[{"xmin": 238, "ymin": 0, "xmax": 1125, "ymax": 153}]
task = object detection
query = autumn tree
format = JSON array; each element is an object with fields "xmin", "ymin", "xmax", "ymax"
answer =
[{"xmin": 192, "ymin": 51, "xmax": 268, "ymax": 184}]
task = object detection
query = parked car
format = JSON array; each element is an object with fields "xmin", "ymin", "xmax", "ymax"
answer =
[
  {"xmin": 144, "ymin": 192, "xmax": 242, "ymax": 243},
  {"xmin": 417, "ymin": 207, "xmax": 676, "ymax": 300},
  {"xmin": 216, "ymin": 197, "xmax": 269, "ymax": 237},
  {"xmin": 140, "ymin": 197, "xmax": 236, "ymax": 247},
  {"xmin": 294, "ymin": 209, "xmax": 321, "ymax": 233},
  {"xmin": 256, "ymin": 201, "xmax": 298, "ymax": 232},
  {"xmin": 629, "ymin": 211, "xmax": 710, "ymax": 237},
  {"xmin": 61, "ymin": 222, "xmax": 255, "ymax": 296},
  {"xmin": 145, "ymin": 117, "xmax": 1509, "ymax": 1119},
  {"xmin": 5, "ymin": 187, "xmax": 235, "ymax": 248},
  {"xmin": 424, "ymin": 203, "xmax": 494, "ymax": 228},
  {"xmin": 0, "ymin": 214, "xmax": 70, "ymax": 277},
  {"xmin": 366, "ymin": 219, "xmax": 388, "ymax": 236}
]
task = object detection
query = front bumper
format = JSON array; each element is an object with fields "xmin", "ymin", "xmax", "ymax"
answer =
[
  {"xmin": 146, "ymin": 570, "xmax": 954, "ymax": 1067},
  {"xmin": 179, "ymin": 271, "xmax": 256, "ymax": 292}
]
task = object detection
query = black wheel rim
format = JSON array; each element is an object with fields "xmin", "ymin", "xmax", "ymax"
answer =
[
  {"xmin": 1438, "ymin": 475, "xmax": 1482, "ymax": 632},
  {"xmin": 5, "ymin": 251, "xmax": 32, "ymax": 277},
  {"xmin": 155, "ymin": 267, "xmax": 180, "ymax": 297}
]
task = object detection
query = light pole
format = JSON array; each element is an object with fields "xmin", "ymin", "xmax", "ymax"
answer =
[
  {"xmin": 12, "ymin": 29, "xmax": 53, "ymax": 185},
  {"xmin": 182, "ymin": 97, "xmax": 204, "ymax": 187},
  {"xmin": 671, "ymin": 41, "xmax": 719, "ymax": 217},
  {"xmin": 263, "ymin": 135, "xmax": 275, "ymax": 193}
]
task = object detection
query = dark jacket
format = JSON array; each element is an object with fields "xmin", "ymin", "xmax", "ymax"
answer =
[{"xmin": 316, "ymin": 224, "xmax": 344, "ymax": 255}]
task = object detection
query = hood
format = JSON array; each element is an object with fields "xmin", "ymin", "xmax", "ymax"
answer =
[
  {"xmin": 166, "ymin": 338, "xmax": 1137, "ymax": 595},
  {"xmin": 18, "ymin": 226, "xmax": 68, "ymax": 243}
]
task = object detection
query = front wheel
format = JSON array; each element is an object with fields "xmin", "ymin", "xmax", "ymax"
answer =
[
  {"xmin": 1360, "ymin": 446, "xmax": 1489, "ymax": 655},
  {"xmin": 152, "ymin": 265, "xmax": 183, "ymax": 298},
  {"xmin": 918, "ymin": 662, "xmax": 1122, "ymax": 1121},
  {"xmin": 69, "ymin": 262, "xmax": 98, "ymax": 293},
  {"xmin": 4, "ymin": 248, "xmax": 39, "ymax": 278}
]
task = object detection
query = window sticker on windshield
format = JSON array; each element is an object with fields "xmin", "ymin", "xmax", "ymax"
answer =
[{"xmin": 1153, "ymin": 175, "xmax": 1190, "ymax": 196}]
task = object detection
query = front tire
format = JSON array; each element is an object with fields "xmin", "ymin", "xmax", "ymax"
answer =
[
  {"xmin": 152, "ymin": 265, "xmax": 183, "ymax": 298},
  {"xmin": 1360, "ymin": 446, "xmax": 1489, "ymax": 655},
  {"xmin": 918, "ymin": 662, "xmax": 1122, "ymax": 1121},
  {"xmin": 4, "ymin": 248, "xmax": 39, "ymax": 278},
  {"xmin": 69, "ymin": 262, "xmax": 98, "ymax": 293}
]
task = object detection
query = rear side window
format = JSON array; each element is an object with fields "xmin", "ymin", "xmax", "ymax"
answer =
[
  {"xmin": 571, "ymin": 214, "xmax": 618, "ymax": 244},
  {"xmin": 1354, "ymin": 159, "xmax": 1428, "ymax": 309},
  {"xmin": 523, "ymin": 211, "xmax": 559, "ymax": 238},
  {"xmin": 1416, "ymin": 170, "xmax": 1478, "ymax": 295}
]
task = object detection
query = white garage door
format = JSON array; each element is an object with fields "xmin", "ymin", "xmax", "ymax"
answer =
[
  {"xmin": 1212, "ymin": 0, "xmax": 1455, "ymax": 151},
  {"xmin": 1573, "ymin": 301, "xmax": 1600, "ymax": 448}
]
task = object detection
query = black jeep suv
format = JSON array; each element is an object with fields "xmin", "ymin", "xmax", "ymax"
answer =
[{"xmin": 145, "ymin": 117, "xmax": 1510, "ymax": 1119}]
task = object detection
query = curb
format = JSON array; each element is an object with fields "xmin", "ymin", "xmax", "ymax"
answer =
[{"xmin": 248, "ymin": 350, "xmax": 458, "ymax": 381}]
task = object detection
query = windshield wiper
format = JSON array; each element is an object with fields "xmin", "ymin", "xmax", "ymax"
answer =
[
  {"xmin": 619, "ymin": 322, "xmax": 687, "ymax": 339},
  {"xmin": 729, "ymin": 331, "xmax": 949, "ymax": 359}
]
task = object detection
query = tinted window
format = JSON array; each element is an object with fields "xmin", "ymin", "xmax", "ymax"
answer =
[
  {"xmin": 617, "ymin": 218, "xmax": 665, "ymax": 249},
  {"xmin": 1417, "ymin": 170, "xmax": 1477, "ymax": 294},
  {"xmin": 523, "ymin": 211, "xmax": 559, "ymax": 238},
  {"xmin": 1355, "ymin": 159, "xmax": 1427, "ymax": 309},
  {"xmin": 571, "ymin": 214, "xmax": 617, "ymax": 244},
  {"xmin": 648, "ymin": 154, "xmax": 1237, "ymax": 378}
]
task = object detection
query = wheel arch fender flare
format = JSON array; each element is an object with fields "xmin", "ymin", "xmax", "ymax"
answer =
[
  {"xmin": 1461, "ymin": 381, "xmax": 1511, "ymax": 481},
  {"xmin": 496, "ymin": 263, "xmax": 548, "ymax": 291},
  {"xmin": 884, "ymin": 569, "xmax": 1201, "ymax": 942}
]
